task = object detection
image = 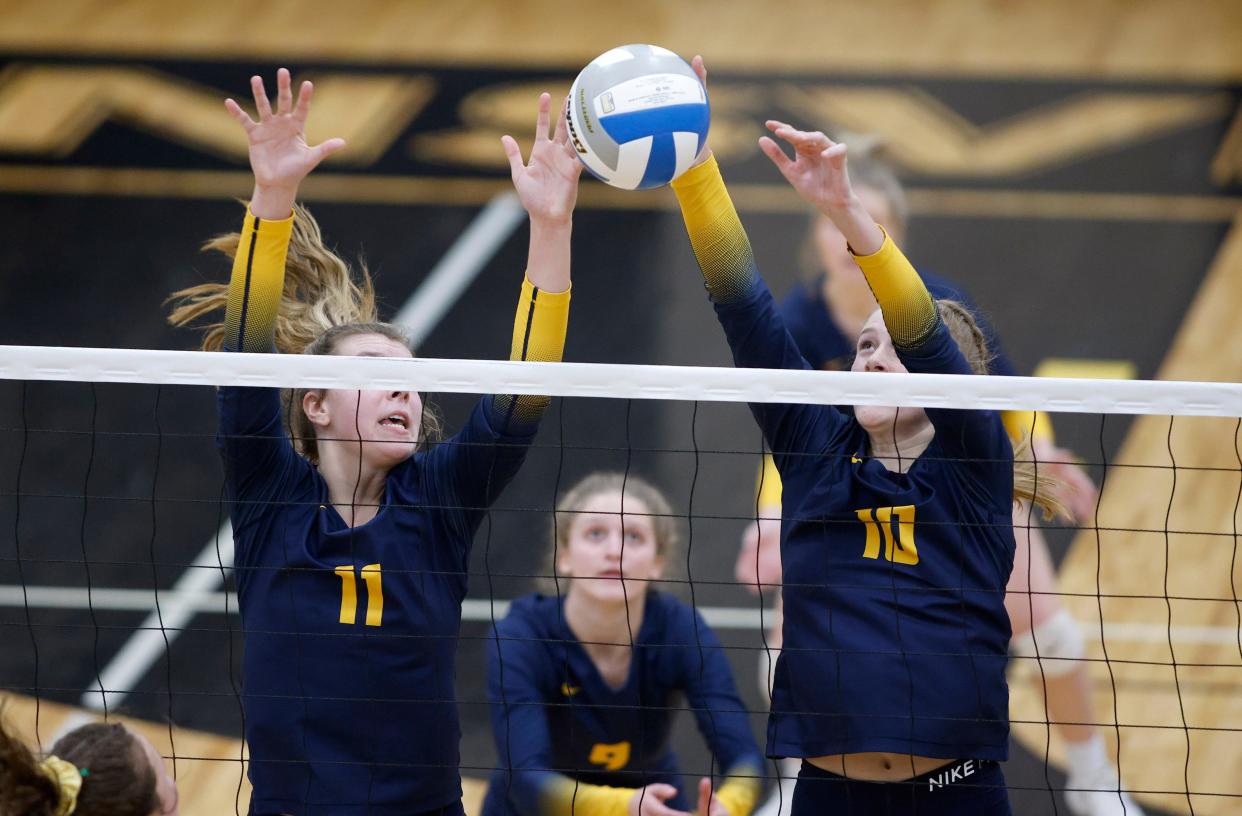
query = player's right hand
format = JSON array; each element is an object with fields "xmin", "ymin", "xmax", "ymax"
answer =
[
  {"xmin": 225, "ymin": 68, "xmax": 345, "ymax": 203},
  {"xmin": 630, "ymin": 783, "xmax": 690, "ymax": 816}
]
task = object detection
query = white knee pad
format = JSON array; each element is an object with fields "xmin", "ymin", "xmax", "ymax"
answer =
[{"xmin": 1010, "ymin": 609, "xmax": 1085, "ymax": 678}]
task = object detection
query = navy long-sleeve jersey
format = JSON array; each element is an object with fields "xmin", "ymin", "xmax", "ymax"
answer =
[
  {"xmin": 672, "ymin": 157, "xmax": 1016, "ymax": 761},
  {"xmin": 215, "ymin": 210, "xmax": 569, "ymax": 815},
  {"xmin": 221, "ymin": 386, "xmax": 536, "ymax": 814},
  {"xmin": 482, "ymin": 593, "xmax": 763, "ymax": 815}
]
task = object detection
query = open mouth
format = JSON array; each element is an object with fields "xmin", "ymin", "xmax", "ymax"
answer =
[{"xmin": 378, "ymin": 414, "xmax": 410, "ymax": 432}]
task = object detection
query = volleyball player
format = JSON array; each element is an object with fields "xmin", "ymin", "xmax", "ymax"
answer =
[
  {"xmin": 739, "ymin": 155, "xmax": 1142, "ymax": 816},
  {"xmin": 0, "ymin": 714, "xmax": 179, "ymax": 815},
  {"xmin": 483, "ymin": 473, "xmax": 763, "ymax": 816},
  {"xmin": 166, "ymin": 70, "xmax": 580, "ymax": 815},
  {"xmin": 667, "ymin": 57, "xmax": 1072, "ymax": 814}
]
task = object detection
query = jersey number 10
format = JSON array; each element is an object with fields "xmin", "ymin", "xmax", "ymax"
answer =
[
  {"xmin": 854, "ymin": 506, "xmax": 918, "ymax": 565},
  {"xmin": 334, "ymin": 564, "xmax": 384, "ymax": 626}
]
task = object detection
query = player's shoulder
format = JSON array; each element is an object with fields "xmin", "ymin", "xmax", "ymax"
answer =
[
  {"xmin": 920, "ymin": 268, "xmax": 976, "ymax": 306},
  {"xmin": 778, "ymin": 277, "xmax": 822, "ymax": 320},
  {"xmin": 644, "ymin": 592, "xmax": 707, "ymax": 641},
  {"xmin": 496, "ymin": 593, "xmax": 562, "ymax": 638}
]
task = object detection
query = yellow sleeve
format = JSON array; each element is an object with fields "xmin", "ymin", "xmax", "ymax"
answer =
[
  {"xmin": 670, "ymin": 154, "xmax": 757, "ymax": 304},
  {"xmin": 511, "ymin": 277, "xmax": 571, "ymax": 364},
  {"xmin": 714, "ymin": 772, "xmax": 761, "ymax": 816},
  {"xmin": 223, "ymin": 209, "xmax": 294, "ymax": 353},
  {"xmin": 542, "ymin": 777, "xmax": 633, "ymax": 816},
  {"xmin": 492, "ymin": 276, "xmax": 571, "ymax": 427},
  {"xmin": 755, "ymin": 453, "xmax": 783, "ymax": 512},
  {"xmin": 1001, "ymin": 410, "xmax": 1055, "ymax": 446},
  {"xmin": 849, "ymin": 230, "xmax": 937, "ymax": 351}
]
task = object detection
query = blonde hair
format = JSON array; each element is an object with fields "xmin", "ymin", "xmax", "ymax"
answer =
[
  {"xmin": 166, "ymin": 203, "xmax": 442, "ymax": 462},
  {"xmin": 543, "ymin": 472, "xmax": 681, "ymax": 593},
  {"xmin": 800, "ymin": 147, "xmax": 910, "ymax": 280},
  {"xmin": 936, "ymin": 299, "xmax": 1066, "ymax": 520}
]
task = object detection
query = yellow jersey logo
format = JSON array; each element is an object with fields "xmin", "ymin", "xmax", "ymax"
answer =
[
  {"xmin": 560, "ymin": 682, "xmax": 581, "ymax": 697},
  {"xmin": 851, "ymin": 454, "xmax": 863, "ymax": 464}
]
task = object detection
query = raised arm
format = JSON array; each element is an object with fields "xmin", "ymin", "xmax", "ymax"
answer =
[
  {"xmin": 489, "ymin": 92, "xmax": 579, "ymax": 435},
  {"xmin": 761, "ymin": 123, "xmax": 1010, "ymax": 460},
  {"xmin": 760, "ymin": 124, "xmax": 937, "ymax": 350},
  {"xmin": 222, "ymin": 68, "xmax": 345, "ymax": 352},
  {"xmin": 668, "ymin": 58, "xmax": 847, "ymax": 465},
  {"xmin": 198, "ymin": 70, "xmax": 344, "ymax": 538},
  {"xmin": 435, "ymin": 94, "xmax": 579, "ymax": 526}
]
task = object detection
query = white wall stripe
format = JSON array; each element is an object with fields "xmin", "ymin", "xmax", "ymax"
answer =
[{"xmin": 5, "ymin": 585, "xmax": 1238, "ymax": 646}]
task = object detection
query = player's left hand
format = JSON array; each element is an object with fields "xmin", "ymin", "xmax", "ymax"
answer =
[
  {"xmin": 502, "ymin": 92, "xmax": 582, "ymax": 225},
  {"xmin": 760, "ymin": 121, "xmax": 854, "ymax": 213},
  {"xmin": 1031, "ymin": 438, "xmax": 1100, "ymax": 522},
  {"xmin": 694, "ymin": 778, "xmax": 731, "ymax": 816}
]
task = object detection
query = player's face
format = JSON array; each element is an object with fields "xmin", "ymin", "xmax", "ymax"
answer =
[
  {"xmin": 813, "ymin": 186, "xmax": 895, "ymax": 286},
  {"xmin": 130, "ymin": 728, "xmax": 180, "ymax": 816},
  {"xmin": 307, "ymin": 333, "xmax": 421, "ymax": 470},
  {"xmin": 851, "ymin": 309, "xmax": 930, "ymax": 434},
  {"xmin": 560, "ymin": 491, "xmax": 664, "ymax": 604}
]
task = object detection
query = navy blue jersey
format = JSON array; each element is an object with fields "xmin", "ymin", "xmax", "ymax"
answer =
[
  {"xmin": 482, "ymin": 593, "xmax": 763, "ymax": 815},
  {"xmin": 211, "ymin": 210, "xmax": 570, "ymax": 815},
  {"xmin": 221, "ymin": 385, "xmax": 537, "ymax": 814},
  {"xmin": 672, "ymin": 157, "xmax": 1016, "ymax": 761},
  {"xmin": 779, "ymin": 276, "xmax": 1017, "ymax": 376}
]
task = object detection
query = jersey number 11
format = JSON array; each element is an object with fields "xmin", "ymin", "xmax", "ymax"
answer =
[{"xmin": 334, "ymin": 564, "xmax": 384, "ymax": 626}]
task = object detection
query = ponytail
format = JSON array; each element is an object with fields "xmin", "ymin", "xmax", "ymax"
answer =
[
  {"xmin": 168, "ymin": 202, "xmax": 379, "ymax": 354},
  {"xmin": 936, "ymin": 300, "xmax": 1065, "ymax": 520},
  {"xmin": 0, "ymin": 711, "xmax": 158, "ymax": 816},
  {"xmin": 167, "ymin": 203, "xmax": 440, "ymax": 462}
]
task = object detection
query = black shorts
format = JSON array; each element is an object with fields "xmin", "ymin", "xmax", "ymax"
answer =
[{"xmin": 791, "ymin": 758, "xmax": 1012, "ymax": 816}]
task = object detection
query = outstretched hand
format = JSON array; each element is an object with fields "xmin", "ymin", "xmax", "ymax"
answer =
[
  {"xmin": 759, "ymin": 122, "xmax": 853, "ymax": 212},
  {"xmin": 502, "ymin": 93, "xmax": 582, "ymax": 225},
  {"xmin": 225, "ymin": 68, "xmax": 346, "ymax": 218},
  {"xmin": 760, "ymin": 120, "xmax": 884, "ymax": 255}
]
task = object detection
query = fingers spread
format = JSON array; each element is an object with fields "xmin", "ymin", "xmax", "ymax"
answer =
[
  {"xmin": 310, "ymin": 137, "xmax": 347, "ymax": 164},
  {"xmin": 500, "ymin": 135, "xmax": 524, "ymax": 180},
  {"xmin": 293, "ymin": 80, "xmax": 314, "ymax": 123},
  {"xmin": 534, "ymin": 92, "xmax": 551, "ymax": 142},
  {"xmin": 251, "ymin": 75, "xmax": 272, "ymax": 118},
  {"xmin": 224, "ymin": 98, "xmax": 256, "ymax": 131},
  {"xmin": 758, "ymin": 136, "xmax": 794, "ymax": 174},
  {"xmin": 276, "ymin": 67, "xmax": 293, "ymax": 115},
  {"xmin": 553, "ymin": 95, "xmax": 569, "ymax": 145}
]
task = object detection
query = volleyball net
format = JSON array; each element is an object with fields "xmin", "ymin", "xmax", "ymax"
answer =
[{"xmin": 1, "ymin": 345, "xmax": 1239, "ymax": 816}]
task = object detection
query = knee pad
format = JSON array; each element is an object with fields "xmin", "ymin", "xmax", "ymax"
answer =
[{"xmin": 1010, "ymin": 609, "xmax": 1085, "ymax": 678}]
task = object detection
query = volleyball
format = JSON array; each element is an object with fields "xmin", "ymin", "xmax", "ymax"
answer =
[{"xmin": 566, "ymin": 44, "xmax": 710, "ymax": 190}]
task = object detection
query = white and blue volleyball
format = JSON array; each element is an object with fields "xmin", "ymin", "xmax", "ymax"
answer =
[{"xmin": 566, "ymin": 44, "xmax": 710, "ymax": 190}]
